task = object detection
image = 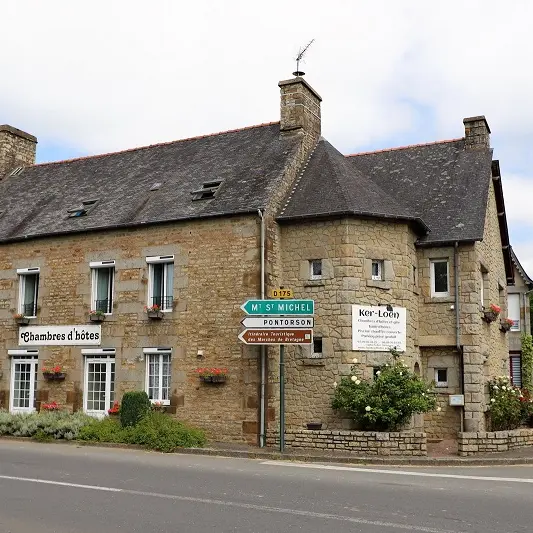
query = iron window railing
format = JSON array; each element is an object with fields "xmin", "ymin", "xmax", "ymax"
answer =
[{"xmin": 152, "ymin": 296, "xmax": 173, "ymax": 310}]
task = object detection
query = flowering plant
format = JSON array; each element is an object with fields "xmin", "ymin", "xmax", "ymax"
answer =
[
  {"xmin": 488, "ymin": 376, "xmax": 532, "ymax": 430},
  {"xmin": 196, "ymin": 368, "xmax": 228, "ymax": 378},
  {"xmin": 489, "ymin": 303, "xmax": 501, "ymax": 314},
  {"xmin": 89, "ymin": 309, "xmax": 106, "ymax": 317},
  {"xmin": 42, "ymin": 365, "xmax": 63, "ymax": 375},
  {"xmin": 41, "ymin": 401, "xmax": 60, "ymax": 411},
  {"xmin": 13, "ymin": 313, "xmax": 26, "ymax": 319},
  {"xmin": 502, "ymin": 318, "xmax": 514, "ymax": 327},
  {"xmin": 108, "ymin": 401, "xmax": 120, "ymax": 414},
  {"xmin": 332, "ymin": 349, "xmax": 437, "ymax": 431},
  {"xmin": 144, "ymin": 304, "xmax": 161, "ymax": 313}
]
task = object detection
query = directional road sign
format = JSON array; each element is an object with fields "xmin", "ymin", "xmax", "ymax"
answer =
[
  {"xmin": 238, "ymin": 329, "xmax": 313, "ymax": 345},
  {"xmin": 240, "ymin": 299, "xmax": 314, "ymax": 316},
  {"xmin": 240, "ymin": 316, "xmax": 314, "ymax": 328}
]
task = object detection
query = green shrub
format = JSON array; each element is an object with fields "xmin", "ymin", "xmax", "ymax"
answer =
[
  {"xmin": 78, "ymin": 411, "xmax": 206, "ymax": 452},
  {"xmin": 120, "ymin": 391, "xmax": 151, "ymax": 427},
  {"xmin": 521, "ymin": 334, "xmax": 533, "ymax": 392},
  {"xmin": 488, "ymin": 376, "xmax": 533, "ymax": 431},
  {"xmin": 332, "ymin": 349, "xmax": 438, "ymax": 431}
]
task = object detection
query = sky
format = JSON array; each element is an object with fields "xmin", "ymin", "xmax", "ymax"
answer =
[{"xmin": 2, "ymin": 0, "xmax": 531, "ymax": 275}]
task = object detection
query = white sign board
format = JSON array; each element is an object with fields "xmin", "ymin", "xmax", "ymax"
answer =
[
  {"xmin": 449, "ymin": 394, "xmax": 465, "ymax": 407},
  {"xmin": 352, "ymin": 305, "xmax": 406, "ymax": 352},
  {"xmin": 19, "ymin": 325, "xmax": 102, "ymax": 346}
]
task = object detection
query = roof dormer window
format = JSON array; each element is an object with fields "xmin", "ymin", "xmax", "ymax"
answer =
[
  {"xmin": 67, "ymin": 199, "xmax": 99, "ymax": 218},
  {"xmin": 191, "ymin": 180, "xmax": 222, "ymax": 201}
]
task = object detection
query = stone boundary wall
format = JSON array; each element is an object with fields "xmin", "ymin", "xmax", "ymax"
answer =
[
  {"xmin": 458, "ymin": 429, "xmax": 533, "ymax": 456},
  {"xmin": 267, "ymin": 430, "xmax": 427, "ymax": 456}
]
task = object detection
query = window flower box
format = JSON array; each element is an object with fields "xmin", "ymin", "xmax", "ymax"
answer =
[
  {"xmin": 145, "ymin": 305, "xmax": 164, "ymax": 320},
  {"xmin": 482, "ymin": 303, "xmax": 501, "ymax": 323},
  {"xmin": 196, "ymin": 368, "xmax": 228, "ymax": 384},
  {"xmin": 13, "ymin": 313, "xmax": 31, "ymax": 325},
  {"xmin": 89, "ymin": 310, "xmax": 106, "ymax": 322},
  {"xmin": 108, "ymin": 401, "xmax": 120, "ymax": 416},
  {"xmin": 500, "ymin": 318, "xmax": 514, "ymax": 332},
  {"xmin": 41, "ymin": 401, "xmax": 61, "ymax": 411},
  {"xmin": 42, "ymin": 365, "xmax": 66, "ymax": 381},
  {"xmin": 151, "ymin": 401, "xmax": 167, "ymax": 413}
]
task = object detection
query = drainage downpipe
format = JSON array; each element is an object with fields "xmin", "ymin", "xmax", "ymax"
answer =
[
  {"xmin": 258, "ymin": 209, "xmax": 266, "ymax": 447},
  {"xmin": 455, "ymin": 242, "xmax": 464, "ymax": 433}
]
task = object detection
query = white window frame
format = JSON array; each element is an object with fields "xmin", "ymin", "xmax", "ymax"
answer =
[
  {"xmin": 8, "ymin": 351, "xmax": 38, "ymax": 414},
  {"xmin": 82, "ymin": 350, "xmax": 116, "ymax": 418},
  {"xmin": 435, "ymin": 368, "xmax": 448, "ymax": 388},
  {"xmin": 430, "ymin": 260, "xmax": 450, "ymax": 297},
  {"xmin": 146, "ymin": 255, "xmax": 174, "ymax": 312},
  {"xmin": 508, "ymin": 293, "xmax": 521, "ymax": 331},
  {"xmin": 90, "ymin": 261, "xmax": 115, "ymax": 315},
  {"xmin": 144, "ymin": 348, "xmax": 172, "ymax": 405},
  {"xmin": 311, "ymin": 337, "xmax": 323, "ymax": 359},
  {"xmin": 371, "ymin": 260, "xmax": 384, "ymax": 281},
  {"xmin": 17, "ymin": 267, "xmax": 40, "ymax": 317},
  {"xmin": 309, "ymin": 259, "xmax": 323, "ymax": 280}
]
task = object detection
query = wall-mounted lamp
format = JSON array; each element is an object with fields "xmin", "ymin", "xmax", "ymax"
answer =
[{"xmin": 379, "ymin": 303, "xmax": 394, "ymax": 312}]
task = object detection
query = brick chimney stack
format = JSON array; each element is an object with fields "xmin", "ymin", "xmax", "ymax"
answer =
[
  {"xmin": 278, "ymin": 77, "xmax": 322, "ymax": 156},
  {"xmin": 0, "ymin": 125, "xmax": 37, "ymax": 178},
  {"xmin": 463, "ymin": 116, "xmax": 490, "ymax": 150}
]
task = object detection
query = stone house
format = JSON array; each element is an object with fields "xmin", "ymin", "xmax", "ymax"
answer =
[
  {"xmin": 0, "ymin": 76, "xmax": 514, "ymax": 444},
  {"xmin": 508, "ymin": 248, "xmax": 532, "ymax": 387}
]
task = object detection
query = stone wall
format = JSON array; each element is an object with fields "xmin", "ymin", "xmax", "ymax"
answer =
[
  {"xmin": 458, "ymin": 429, "xmax": 533, "ymax": 456},
  {"xmin": 0, "ymin": 125, "xmax": 37, "ymax": 177},
  {"xmin": 267, "ymin": 429, "xmax": 427, "ymax": 456},
  {"xmin": 0, "ymin": 216, "xmax": 263, "ymax": 443}
]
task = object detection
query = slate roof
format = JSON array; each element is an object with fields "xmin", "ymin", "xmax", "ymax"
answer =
[
  {"xmin": 279, "ymin": 137, "xmax": 494, "ymax": 245},
  {"xmin": 278, "ymin": 139, "xmax": 428, "ymax": 233},
  {"xmin": 0, "ymin": 123, "xmax": 300, "ymax": 243},
  {"xmin": 511, "ymin": 247, "xmax": 533, "ymax": 287}
]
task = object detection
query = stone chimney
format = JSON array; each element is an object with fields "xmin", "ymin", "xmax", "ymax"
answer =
[
  {"xmin": 463, "ymin": 116, "xmax": 490, "ymax": 150},
  {"xmin": 0, "ymin": 125, "xmax": 37, "ymax": 178},
  {"xmin": 278, "ymin": 77, "xmax": 322, "ymax": 155}
]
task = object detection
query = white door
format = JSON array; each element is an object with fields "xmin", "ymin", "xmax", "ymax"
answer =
[
  {"xmin": 10, "ymin": 356, "xmax": 38, "ymax": 413},
  {"xmin": 84, "ymin": 356, "xmax": 115, "ymax": 417}
]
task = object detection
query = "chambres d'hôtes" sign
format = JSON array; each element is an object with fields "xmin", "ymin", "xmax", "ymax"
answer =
[{"xmin": 19, "ymin": 325, "xmax": 102, "ymax": 346}]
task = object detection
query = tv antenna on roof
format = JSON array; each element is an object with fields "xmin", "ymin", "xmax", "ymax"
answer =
[{"xmin": 293, "ymin": 39, "xmax": 315, "ymax": 77}]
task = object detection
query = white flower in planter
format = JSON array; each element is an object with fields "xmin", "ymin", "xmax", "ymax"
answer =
[
  {"xmin": 399, "ymin": 372, "xmax": 403, "ymax": 376},
  {"xmin": 351, "ymin": 375, "xmax": 357, "ymax": 382},
  {"xmin": 490, "ymin": 398, "xmax": 496, "ymax": 403},
  {"xmin": 376, "ymin": 370, "xmax": 381, "ymax": 376},
  {"xmin": 352, "ymin": 357, "xmax": 358, "ymax": 364},
  {"xmin": 436, "ymin": 407, "xmax": 442, "ymax": 412},
  {"xmin": 355, "ymin": 379, "xmax": 361, "ymax": 385},
  {"xmin": 493, "ymin": 385, "xmax": 499, "ymax": 390},
  {"xmin": 333, "ymin": 381, "xmax": 338, "ymax": 388},
  {"xmin": 365, "ymin": 406, "xmax": 372, "ymax": 412}
]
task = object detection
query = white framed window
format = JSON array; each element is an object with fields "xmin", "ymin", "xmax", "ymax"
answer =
[
  {"xmin": 8, "ymin": 351, "xmax": 38, "ymax": 414},
  {"xmin": 17, "ymin": 267, "xmax": 40, "ymax": 317},
  {"xmin": 430, "ymin": 260, "xmax": 449, "ymax": 297},
  {"xmin": 311, "ymin": 337, "xmax": 323, "ymax": 358},
  {"xmin": 82, "ymin": 350, "xmax": 116, "ymax": 417},
  {"xmin": 435, "ymin": 368, "xmax": 448, "ymax": 387},
  {"xmin": 371, "ymin": 260, "xmax": 384, "ymax": 281},
  {"xmin": 90, "ymin": 261, "xmax": 115, "ymax": 314},
  {"xmin": 144, "ymin": 348, "xmax": 172, "ymax": 405},
  {"xmin": 146, "ymin": 256, "xmax": 174, "ymax": 311},
  {"xmin": 309, "ymin": 259, "xmax": 322, "ymax": 280},
  {"xmin": 508, "ymin": 293, "xmax": 520, "ymax": 331}
]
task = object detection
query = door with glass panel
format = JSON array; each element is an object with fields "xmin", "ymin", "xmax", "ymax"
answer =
[
  {"xmin": 10, "ymin": 356, "xmax": 38, "ymax": 413},
  {"xmin": 84, "ymin": 356, "xmax": 115, "ymax": 417}
]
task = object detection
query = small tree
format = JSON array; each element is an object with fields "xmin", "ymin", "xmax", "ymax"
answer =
[
  {"xmin": 332, "ymin": 349, "xmax": 437, "ymax": 431},
  {"xmin": 488, "ymin": 376, "xmax": 533, "ymax": 431},
  {"xmin": 521, "ymin": 334, "xmax": 533, "ymax": 392},
  {"xmin": 120, "ymin": 391, "xmax": 151, "ymax": 427}
]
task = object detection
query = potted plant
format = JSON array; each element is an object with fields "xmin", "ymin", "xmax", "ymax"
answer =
[
  {"xmin": 151, "ymin": 400, "xmax": 167, "ymax": 413},
  {"xmin": 108, "ymin": 401, "xmax": 120, "ymax": 416},
  {"xmin": 196, "ymin": 367, "xmax": 228, "ymax": 383},
  {"xmin": 42, "ymin": 365, "xmax": 66, "ymax": 381},
  {"xmin": 13, "ymin": 313, "xmax": 31, "ymax": 325},
  {"xmin": 482, "ymin": 303, "xmax": 501, "ymax": 323},
  {"xmin": 89, "ymin": 309, "xmax": 106, "ymax": 322},
  {"xmin": 144, "ymin": 304, "xmax": 164, "ymax": 319},
  {"xmin": 500, "ymin": 317, "xmax": 514, "ymax": 332},
  {"xmin": 41, "ymin": 401, "xmax": 61, "ymax": 411}
]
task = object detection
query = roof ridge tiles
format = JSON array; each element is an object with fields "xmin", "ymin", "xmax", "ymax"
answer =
[
  {"xmin": 345, "ymin": 137, "xmax": 463, "ymax": 158},
  {"xmin": 33, "ymin": 121, "xmax": 281, "ymax": 168}
]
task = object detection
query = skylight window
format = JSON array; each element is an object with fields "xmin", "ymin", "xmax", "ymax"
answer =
[
  {"xmin": 8, "ymin": 167, "xmax": 23, "ymax": 177},
  {"xmin": 150, "ymin": 183, "xmax": 162, "ymax": 191},
  {"xmin": 191, "ymin": 180, "xmax": 223, "ymax": 201},
  {"xmin": 67, "ymin": 199, "xmax": 99, "ymax": 218}
]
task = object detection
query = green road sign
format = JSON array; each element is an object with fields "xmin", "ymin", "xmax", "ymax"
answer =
[{"xmin": 240, "ymin": 299, "xmax": 314, "ymax": 316}]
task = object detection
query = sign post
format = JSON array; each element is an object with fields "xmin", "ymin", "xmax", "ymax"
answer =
[{"xmin": 280, "ymin": 344, "xmax": 285, "ymax": 453}]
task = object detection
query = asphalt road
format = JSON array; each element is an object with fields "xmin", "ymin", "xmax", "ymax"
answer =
[{"xmin": 1, "ymin": 441, "xmax": 533, "ymax": 532}]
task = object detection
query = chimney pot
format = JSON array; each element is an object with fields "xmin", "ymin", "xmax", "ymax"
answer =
[{"xmin": 463, "ymin": 116, "xmax": 490, "ymax": 150}]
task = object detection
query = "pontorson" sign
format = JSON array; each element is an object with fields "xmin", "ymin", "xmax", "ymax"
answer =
[{"xmin": 19, "ymin": 325, "xmax": 102, "ymax": 346}]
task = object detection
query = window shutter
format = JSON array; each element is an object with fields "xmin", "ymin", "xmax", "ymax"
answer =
[{"xmin": 510, "ymin": 355, "xmax": 522, "ymax": 387}]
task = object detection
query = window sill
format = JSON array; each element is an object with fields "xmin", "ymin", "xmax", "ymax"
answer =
[
  {"xmin": 424, "ymin": 296, "xmax": 455, "ymax": 304},
  {"xmin": 301, "ymin": 358, "xmax": 326, "ymax": 366},
  {"xmin": 304, "ymin": 280, "xmax": 325, "ymax": 288},
  {"xmin": 366, "ymin": 280, "xmax": 391, "ymax": 290},
  {"xmin": 150, "ymin": 400, "xmax": 171, "ymax": 406}
]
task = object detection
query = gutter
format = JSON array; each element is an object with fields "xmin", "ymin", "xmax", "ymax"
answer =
[{"xmin": 258, "ymin": 209, "xmax": 267, "ymax": 448}]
